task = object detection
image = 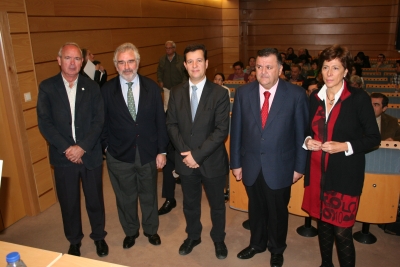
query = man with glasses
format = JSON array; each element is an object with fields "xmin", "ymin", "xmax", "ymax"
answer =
[
  {"xmin": 372, "ymin": 54, "xmax": 391, "ymax": 68},
  {"xmin": 101, "ymin": 43, "xmax": 169, "ymax": 250},
  {"xmin": 37, "ymin": 42, "xmax": 108, "ymax": 257}
]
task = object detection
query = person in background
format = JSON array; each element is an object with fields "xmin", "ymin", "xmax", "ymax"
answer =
[
  {"xmin": 371, "ymin": 54, "xmax": 391, "ymax": 69},
  {"xmin": 81, "ymin": 48, "xmax": 107, "ymax": 87},
  {"xmin": 286, "ymin": 47, "xmax": 297, "ymax": 60},
  {"xmin": 213, "ymin": 73, "xmax": 231, "ymax": 95},
  {"xmin": 37, "ymin": 42, "xmax": 108, "ymax": 257},
  {"xmin": 371, "ymin": 93, "xmax": 400, "ymax": 141},
  {"xmin": 245, "ymin": 57, "xmax": 256, "ymax": 74},
  {"xmin": 349, "ymin": 75, "xmax": 363, "ymax": 89},
  {"xmin": 280, "ymin": 52, "xmax": 291, "ymax": 72},
  {"xmin": 391, "ymin": 60, "xmax": 400, "ymax": 87},
  {"xmin": 302, "ymin": 45, "xmax": 380, "ymax": 267},
  {"xmin": 247, "ymin": 70, "xmax": 257, "ymax": 83},
  {"xmin": 306, "ymin": 59, "xmax": 319, "ymax": 77},
  {"xmin": 303, "ymin": 78, "xmax": 319, "ymax": 96},
  {"xmin": 101, "ymin": 42, "xmax": 169, "ymax": 250},
  {"xmin": 354, "ymin": 52, "xmax": 371, "ymax": 68},
  {"xmin": 167, "ymin": 43, "xmax": 230, "ymax": 260},
  {"xmin": 228, "ymin": 61, "xmax": 249, "ymax": 82}
]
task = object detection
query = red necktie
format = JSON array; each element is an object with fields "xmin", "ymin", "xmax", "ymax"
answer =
[{"xmin": 261, "ymin": 91, "xmax": 271, "ymax": 129}]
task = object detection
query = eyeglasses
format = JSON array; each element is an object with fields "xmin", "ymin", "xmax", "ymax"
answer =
[
  {"xmin": 165, "ymin": 47, "xmax": 174, "ymax": 50},
  {"xmin": 117, "ymin": 60, "xmax": 136, "ymax": 66}
]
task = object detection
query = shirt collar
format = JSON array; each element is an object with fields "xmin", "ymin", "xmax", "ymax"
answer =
[
  {"xmin": 189, "ymin": 76, "xmax": 207, "ymax": 90},
  {"xmin": 119, "ymin": 74, "xmax": 139, "ymax": 87},
  {"xmin": 61, "ymin": 74, "xmax": 78, "ymax": 88},
  {"xmin": 317, "ymin": 81, "xmax": 345, "ymax": 105},
  {"xmin": 259, "ymin": 78, "xmax": 279, "ymax": 94}
]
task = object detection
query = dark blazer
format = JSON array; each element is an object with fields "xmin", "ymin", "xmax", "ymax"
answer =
[
  {"xmin": 101, "ymin": 74, "xmax": 169, "ymax": 164},
  {"xmin": 230, "ymin": 79, "xmax": 309, "ymax": 189},
  {"xmin": 381, "ymin": 112, "xmax": 400, "ymax": 141},
  {"xmin": 37, "ymin": 73, "xmax": 104, "ymax": 170},
  {"xmin": 304, "ymin": 85, "xmax": 381, "ymax": 196},
  {"xmin": 166, "ymin": 80, "xmax": 230, "ymax": 178}
]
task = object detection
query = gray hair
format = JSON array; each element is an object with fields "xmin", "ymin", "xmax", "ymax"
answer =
[
  {"xmin": 350, "ymin": 75, "xmax": 363, "ymax": 87},
  {"xmin": 58, "ymin": 42, "xmax": 82, "ymax": 57},
  {"xmin": 165, "ymin": 41, "xmax": 176, "ymax": 48},
  {"xmin": 113, "ymin": 43, "xmax": 141, "ymax": 66}
]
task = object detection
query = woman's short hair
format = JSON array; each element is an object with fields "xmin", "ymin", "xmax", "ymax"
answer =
[
  {"xmin": 214, "ymin": 73, "xmax": 225, "ymax": 81},
  {"xmin": 319, "ymin": 45, "xmax": 353, "ymax": 80}
]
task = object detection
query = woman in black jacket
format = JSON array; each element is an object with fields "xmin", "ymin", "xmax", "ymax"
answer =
[{"xmin": 302, "ymin": 45, "xmax": 380, "ymax": 267}]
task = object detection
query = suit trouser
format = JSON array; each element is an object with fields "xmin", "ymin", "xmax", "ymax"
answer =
[
  {"xmin": 180, "ymin": 169, "xmax": 226, "ymax": 242},
  {"xmin": 245, "ymin": 171, "xmax": 291, "ymax": 254},
  {"xmin": 161, "ymin": 157, "xmax": 176, "ymax": 199},
  {"xmin": 106, "ymin": 149, "xmax": 159, "ymax": 236},
  {"xmin": 54, "ymin": 164, "xmax": 106, "ymax": 245}
]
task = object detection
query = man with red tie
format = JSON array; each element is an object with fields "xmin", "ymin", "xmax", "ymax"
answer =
[{"xmin": 230, "ymin": 48, "xmax": 309, "ymax": 267}]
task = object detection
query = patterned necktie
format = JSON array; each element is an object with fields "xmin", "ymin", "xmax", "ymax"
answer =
[
  {"xmin": 127, "ymin": 82, "xmax": 137, "ymax": 121},
  {"xmin": 191, "ymin": 85, "xmax": 198, "ymax": 121},
  {"xmin": 261, "ymin": 91, "xmax": 271, "ymax": 129}
]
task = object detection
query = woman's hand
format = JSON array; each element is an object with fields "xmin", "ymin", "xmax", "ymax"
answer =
[
  {"xmin": 321, "ymin": 141, "xmax": 348, "ymax": 154},
  {"xmin": 306, "ymin": 137, "xmax": 322, "ymax": 151}
]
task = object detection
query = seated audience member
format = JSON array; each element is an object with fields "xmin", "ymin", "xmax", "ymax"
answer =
[
  {"xmin": 213, "ymin": 73, "xmax": 230, "ymax": 95},
  {"xmin": 371, "ymin": 93, "xmax": 400, "ymax": 141},
  {"xmin": 306, "ymin": 59, "xmax": 319, "ymax": 77},
  {"xmin": 371, "ymin": 54, "xmax": 392, "ymax": 69},
  {"xmin": 303, "ymin": 78, "xmax": 319, "ymax": 96},
  {"xmin": 298, "ymin": 54, "xmax": 310, "ymax": 71},
  {"xmin": 354, "ymin": 52, "xmax": 371, "ymax": 68},
  {"xmin": 350, "ymin": 75, "xmax": 364, "ymax": 89},
  {"xmin": 351, "ymin": 64, "xmax": 362, "ymax": 77},
  {"xmin": 298, "ymin": 47, "xmax": 305, "ymax": 57},
  {"xmin": 391, "ymin": 60, "xmax": 400, "ymax": 86},
  {"xmin": 228, "ymin": 61, "xmax": 249, "ymax": 82},
  {"xmin": 247, "ymin": 70, "xmax": 256, "ymax": 83},
  {"xmin": 286, "ymin": 47, "xmax": 297, "ymax": 60},
  {"xmin": 280, "ymin": 52, "xmax": 291, "ymax": 72},
  {"xmin": 245, "ymin": 57, "xmax": 256, "ymax": 74},
  {"xmin": 81, "ymin": 48, "xmax": 107, "ymax": 87},
  {"xmin": 304, "ymin": 49, "xmax": 313, "ymax": 62},
  {"xmin": 286, "ymin": 64, "xmax": 305, "ymax": 85}
]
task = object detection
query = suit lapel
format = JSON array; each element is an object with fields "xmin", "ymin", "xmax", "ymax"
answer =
[
  {"xmin": 75, "ymin": 75, "xmax": 85, "ymax": 111},
  {"xmin": 264, "ymin": 79, "xmax": 286, "ymax": 131},
  {"xmin": 55, "ymin": 73, "xmax": 72, "ymax": 120},
  {"xmin": 193, "ymin": 80, "xmax": 212, "ymax": 123},
  {"xmin": 114, "ymin": 76, "xmax": 134, "ymax": 121},
  {"xmin": 136, "ymin": 75, "xmax": 148, "ymax": 121},
  {"xmin": 182, "ymin": 81, "xmax": 192, "ymax": 123},
  {"xmin": 249, "ymin": 83, "xmax": 262, "ymax": 132}
]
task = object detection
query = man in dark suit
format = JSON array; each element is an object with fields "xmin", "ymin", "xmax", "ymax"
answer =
[
  {"xmin": 101, "ymin": 43, "xmax": 169, "ymax": 249},
  {"xmin": 230, "ymin": 48, "xmax": 309, "ymax": 267},
  {"xmin": 166, "ymin": 44, "xmax": 230, "ymax": 259},
  {"xmin": 37, "ymin": 42, "xmax": 108, "ymax": 257},
  {"xmin": 371, "ymin": 93, "xmax": 400, "ymax": 141}
]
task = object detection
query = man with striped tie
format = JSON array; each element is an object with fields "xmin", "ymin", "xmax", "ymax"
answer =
[{"xmin": 101, "ymin": 43, "xmax": 169, "ymax": 250}]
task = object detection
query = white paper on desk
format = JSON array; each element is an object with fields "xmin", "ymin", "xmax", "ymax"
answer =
[{"xmin": 83, "ymin": 60, "xmax": 96, "ymax": 80}]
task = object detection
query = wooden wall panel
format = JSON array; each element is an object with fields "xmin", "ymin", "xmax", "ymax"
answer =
[
  {"xmin": 32, "ymin": 158, "xmax": 53, "ymax": 196},
  {"xmin": 26, "ymin": 126, "xmax": 47, "ymax": 164},
  {"xmin": 23, "ymin": 108, "xmax": 37, "ymax": 129},
  {"xmin": 17, "ymin": 71, "xmax": 37, "ymax": 111},
  {"xmin": 35, "ymin": 62, "xmax": 59, "ymax": 86},
  {"xmin": 38, "ymin": 189, "xmax": 56, "ymax": 212},
  {"xmin": 11, "ymin": 34, "xmax": 34, "ymax": 72},
  {"xmin": 8, "ymin": 13, "xmax": 28, "ymax": 33},
  {"xmin": 240, "ymin": 0, "xmax": 399, "ymax": 59},
  {"xmin": 0, "ymin": 0, "xmax": 25, "ymax": 12}
]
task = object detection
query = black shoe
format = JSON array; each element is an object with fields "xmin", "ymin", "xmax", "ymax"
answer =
[
  {"xmin": 68, "ymin": 242, "xmax": 81, "ymax": 257},
  {"xmin": 214, "ymin": 241, "xmax": 228, "ymax": 259},
  {"xmin": 144, "ymin": 232, "xmax": 161, "ymax": 246},
  {"xmin": 242, "ymin": 219, "xmax": 250, "ymax": 230},
  {"xmin": 237, "ymin": 246, "xmax": 265, "ymax": 259},
  {"xmin": 158, "ymin": 199, "xmax": 176, "ymax": 215},
  {"xmin": 270, "ymin": 253, "xmax": 284, "ymax": 267},
  {"xmin": 179, "ymin": 238, "xmax": 201, "ymax": 255},
  {"xmin": 94, "ymin": 240, "xmax": 109, "ymax": 257},
  {"xmin": 123, "ymin": 232, "xmax": 139, "ymax": 249}
]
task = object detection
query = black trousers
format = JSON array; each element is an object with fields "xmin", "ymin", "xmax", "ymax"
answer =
[
  {"xmin": 161, "ymin": 156, "xmax": 176, "ymax": 199},
  {"xmin": 54, "ymin": 164, "xmax": 106, "ymax": 245},
  {"xmin": 106, "ymin": 149, "xmax": 159, "ymax": 236},
  {"xmin": 245, "ymin": 171, "xmax": 291, "ymax": 254},
  {"xmin": 180, "ymin": 169, "xmax": 226, "ymax": 242}
]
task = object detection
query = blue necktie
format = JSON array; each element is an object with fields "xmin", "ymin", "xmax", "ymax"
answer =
[{"xmin": 191, "ymin": 85, "xmax": 198, "ymax": 121}]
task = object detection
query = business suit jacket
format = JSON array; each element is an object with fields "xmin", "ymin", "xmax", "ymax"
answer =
[
  {"xmin": 166, "ymin": 79, "xmax": 230, "ymax": 178},
  {"xmin": 101, "ymin": 74, "xmax": 168, "ymax": 164},
  {"xmin": 230, "ymin": 79, "xmax": 309, "ymax": 189},
  {"xmin": 37, "ymin": 73, "xmax": 104, "ymax": 170},
  {"xmin": 381, "ymin": 112, "xmax": 400, "ymax": 141}
]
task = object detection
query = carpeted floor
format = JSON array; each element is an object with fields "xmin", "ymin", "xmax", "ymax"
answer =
[{"xmin": 0, "ymin": 164, "xmax": 398, "ymax": 266}]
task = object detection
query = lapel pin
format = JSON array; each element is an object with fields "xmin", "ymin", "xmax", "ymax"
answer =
[{"xmin": 82, "ymin": 88, "xmax": 85, "ymax": 91}]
